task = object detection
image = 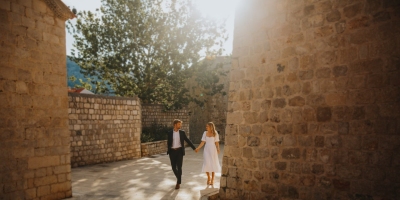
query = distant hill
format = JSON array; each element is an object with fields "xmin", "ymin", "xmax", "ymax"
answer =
[
  {"xmin": 67, "ymin": 57, "xmax": 90, "ymax": 88},
  {"xmin": 67, "ymin": 57, "xmax": 114, "ymax": 95}
]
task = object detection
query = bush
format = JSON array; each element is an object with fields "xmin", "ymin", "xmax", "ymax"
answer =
[{"xmin": 141, "ymin": 122, "xmax": 171, "ymax": 143}]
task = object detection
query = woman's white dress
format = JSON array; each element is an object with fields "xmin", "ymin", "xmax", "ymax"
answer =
[{"xmin": 201, "ymin": 131, "xmax": 221, "ymax": 173}]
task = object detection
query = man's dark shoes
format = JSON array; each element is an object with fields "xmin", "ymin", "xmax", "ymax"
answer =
[{"xmin": 175, "ymin": 183, "xmax": 180, "ymax": 189}]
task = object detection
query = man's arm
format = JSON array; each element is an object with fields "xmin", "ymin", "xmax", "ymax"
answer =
[
  {"xmin": 182, "ymin": 131, "xmax": 196, "ymax": 150},
  {"xmin": 166, "ymin": 131, "xmax": 171, "ymax": 155}
]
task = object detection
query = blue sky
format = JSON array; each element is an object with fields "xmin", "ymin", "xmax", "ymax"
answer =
[{"xmin": 62, "ymin": 0, "xmax": 239, "ymax": 56}]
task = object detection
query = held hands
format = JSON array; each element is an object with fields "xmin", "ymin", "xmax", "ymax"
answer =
[
  {"xmin": 217, "ymin": 149, "xmax": 220, "ymax": 154},
  {"xmin": 195, "ymin": 148, "xmax": 199, "ymax": 153}
]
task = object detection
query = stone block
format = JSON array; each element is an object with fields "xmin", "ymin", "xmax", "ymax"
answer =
[
  {"xmin": 302, "ymin": 106, "xmax": 316, "ymax": 121},
  {"xmin": 251, "ymin": 145, "xmax": 269, "ymax": 158},
  {"xmin": 332, "ymin": 179, "xmax": 350, "ymax": 191},
  {"xmin": 325, "ymin": 92, "xmax": 347, "ymax": 106},
  {"xmin": 247, "ymin": 136, "xmax": 260, "ymax": 146},
  {"xmin": 306, "ymin": 94, "xmax": 326, "ymax": 106},
  {"xmin": 37, "ymin": 185, "xmax": 50, "ymax": 197},
  {"xmin": 25, "ymin": 187, "xmax": 36, "ymax": 199},
  {"xmin": 325, "ymin": 135, "xmax": 341, "ymax": 148},
  {"xmin": 34, "ymin": 175, "xmax": 57, "ymax": 187},
  {"xmin": 283, "ymin": 135, "xmax": 296, "ymax": 146},
  {"xmin": 281, "ymin": 148, "xmax": 300, "ymax": 159},
  {"xmin": 275, "ymin": 162, "xmax": 287, "ymax": 170},
  {"xmin": 277, "ymin": 124, "xmax": 293, "ymax": 134},
  {"xmin": 243, "ymin": 111, "xmax": 258, "ymax": 124},
  {"xmin": 342, "ymin": 135, "xmax": 361, "ymax": 150},
  {"xmin": 326, "ymin": 10, "xmax": 341, "ymax": 22},
  {"xmin": 289, "ymin": 96, "xmax": 305, "ymax": 107},
  {"xmin": 315, "ymin": 67, "xmax": 331, "ymax": 78},
  {"xmin": 242, "ymin": 148, "xmax": 253, "ymax": 158},
  {"xmin": 298, "ymin": 135, "xmax": 313, "ymax": 147},
  {"xmin": 315, "ymin": 25, "xmax": 334, "ymax": 38},
  {"xmin": 316, "ymin": 107, "xmax": 332, "ymax": 122},
  {"xmin": 0, "ymin": 66, "xmax": 16, "ymax": 80},
  {"xmin": 278, "ymin": 185, "xmax": 299, "ymax": 199},
  {"xmin": 298, "ymin": 70, "xmax": 314, "ymax": 80},
  {"xmin": 273, "ymin": 98, "xmax": 286, "ymax": 108},
  {"xmin": 28, "ymin": 156, "xmax": 60, "ymax": 169},
  {"xmin": 303, "ymin": 14, "xmax": 325, "ymax": 29},
  {"xmin": 0, "ymin": 1, "xmax": 11, "ymax": 11},
  {"xmin": 343, "ymin": 3, "xmax": 363, "ymax": 18},
  {"xmin": 51, "ymin": 182, "xmax": 71, "ymax": 193},
  {"xmin": 311, "ymin": 164, "xmax": 324, "ymax": 175},
  {"xmin": 54, "ymin": 165, "xmax": 70, "ymax": 174}
]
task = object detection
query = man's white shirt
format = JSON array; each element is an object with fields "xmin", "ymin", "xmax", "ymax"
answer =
[{"xmin": 172, "ymin": 130, "xmax": 182, "ymax": 148}]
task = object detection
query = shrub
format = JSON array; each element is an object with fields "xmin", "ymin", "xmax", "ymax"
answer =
[{"xmin": 141, "ymin": 122, "xmax": 171, "ymax": 143}]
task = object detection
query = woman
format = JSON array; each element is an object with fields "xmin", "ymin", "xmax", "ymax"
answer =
[{"xmin": 195, "ymin": 122, "xmax": 221, "ymax": 185}]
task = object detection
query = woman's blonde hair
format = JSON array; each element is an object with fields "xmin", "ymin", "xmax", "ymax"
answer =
[{"xmin": 207, "ymin": 122, "xmax": 218, "ymax": 137}]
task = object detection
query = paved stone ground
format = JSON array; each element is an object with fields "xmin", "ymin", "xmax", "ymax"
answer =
[{"xmin": 66, "ymin": 145, "xmax": 224, "ymax": 200}]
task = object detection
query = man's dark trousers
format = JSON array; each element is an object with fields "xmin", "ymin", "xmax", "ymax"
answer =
[
  {"xmin": 169, "ymin": 148, "xmax": 183, "ymax": 184},
  {"xmin": 167, "ymin": 130, "xmax": 196, "ymax": 185}
]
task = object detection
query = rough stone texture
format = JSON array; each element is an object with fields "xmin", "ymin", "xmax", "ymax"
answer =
[
  {"xmin": 0, "ymin": 0, "xmax": 73, "ymax": 199},
  {"xmin": 68, "ymin": 93, "xmax": 141, "ymax": 167},
  {"xmin": 221, "ymin": 0, "xmax": 400, "ymax": 199},
  {"xmin": 141, "ymin": 104, "xmax": 190, "ymax": 138},
  {"xmin": 141, "ymin": 140, "xmax": 167, "ymax": 157}
]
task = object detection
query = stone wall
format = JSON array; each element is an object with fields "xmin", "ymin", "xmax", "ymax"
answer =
[
  {"xmin": 221, "ymin": 0, "xmax": 400, "ymax": 199},
  {"xmin": 188, "ymin": 57, "xmax": 231, "ymax": 144},
  {"xmin": 69, "ymin": 93, "xmax": 141, "ymax": 167},
  {"xmin": 141, "ymin": 104, "xmax": 190, "ymax": 137},
  {"xmin": 141, "ymin": 140, "xmax": 167, "ymax": 157},
  {"xmin": 0, "ymin": 0, "xmax": 74, "ymax": 199}
]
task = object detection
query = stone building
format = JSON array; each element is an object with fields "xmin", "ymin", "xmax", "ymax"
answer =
[
  {"xmin": 0, "ymin": 0, "xmax": 74, "ymax": 199},
  {"xmin": 221, "ymin": 0, "xmax": 400, "ymax": 199}
]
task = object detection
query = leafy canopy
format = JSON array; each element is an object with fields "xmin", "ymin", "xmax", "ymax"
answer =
[{"xmin": 67, "ymin": 0, "xmax": 227, "ymax": 109}]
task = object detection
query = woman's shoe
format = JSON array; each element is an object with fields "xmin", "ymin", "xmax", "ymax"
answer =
[{"xmin": 210, "ymin": 180, "xmax": 214, "ymax": 185}]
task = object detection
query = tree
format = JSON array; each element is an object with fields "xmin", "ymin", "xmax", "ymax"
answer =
[
  {"xmin": 67, "ymin": 0, "xmax": 226, "ymax": 109},
  {"xmin": 189, "ymin": 56, "xmax": 229, "ymax": 107},
  {"xmin": 68, "ymin": 75, "xmax": 94, "ymax": 91}
]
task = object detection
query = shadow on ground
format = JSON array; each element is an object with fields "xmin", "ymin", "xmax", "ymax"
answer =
[{"xmin": 66, "ymin": 145, "xmax": 224, "ymax": 200}]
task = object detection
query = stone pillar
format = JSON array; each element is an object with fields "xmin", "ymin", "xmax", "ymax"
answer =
[
  {"xmin": 221, "ymin": 0, "xmax": 400, "ymax": 199},
  {"xmin": 0, "ymin": 0, "xmax": 74, "ymax": 199}
]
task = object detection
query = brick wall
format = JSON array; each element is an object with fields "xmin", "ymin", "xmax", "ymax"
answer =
[
  {"xmin": 141, "ymin": 104, "xmax": 190, "ymax": 137},
  {"xmin": 0, "ymin": 0, "xmax": 74, "ymax": 199},
  {"xmin": 221, "ymin": 0, "xmax": 400, "ymax": 199},
  {"xmin": 68, "ymin": 93, "xmax": 141, "ymax": 167}
]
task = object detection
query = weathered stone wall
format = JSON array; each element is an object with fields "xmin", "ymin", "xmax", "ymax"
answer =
[
  {"xmin": 141, "ymin": 104, "xmax": 190, "ymax": 136},
  {"xmin": 221, "ymin": 0, "xmax": 400, "ymax": 199},
  {"xmin": 141, "ymin": 140, "xmax": 167, "ymax": 157},
  {"xmin": 69, "ymin": 93, "xmax": 141, "ymax": 167},
  {"xmin": 188, "ymin": 57, "xmax": 231, "ymax": 144},
  {"xmin": 0, "ymin": 0, "xmax": 74, "ymax": 199}
]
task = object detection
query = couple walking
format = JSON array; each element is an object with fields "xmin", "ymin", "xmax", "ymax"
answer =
[{"xmin": 167, "ymin": 119, "xmax": 221, "ymax": 189}]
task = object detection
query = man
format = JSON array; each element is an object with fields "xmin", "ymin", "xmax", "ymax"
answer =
[{"xmin": 167, "ymin": 119, "xmax": 196, "ymax": 189}]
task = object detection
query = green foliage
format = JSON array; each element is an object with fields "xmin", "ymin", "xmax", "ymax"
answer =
[
  {"xmin": 190, "ymin": 57, "xmax": 229, "ymax": 107},
  {"xmin": 68, "ymin": 75, "xmax": 93, "ymax": 91},
  {"xmin": 141, "ymin": 122, "xmax": 171, "ymax": 143},
  {"xmin": 67, "ymin": 0, "xmax": 227, "ymax": 110}
]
